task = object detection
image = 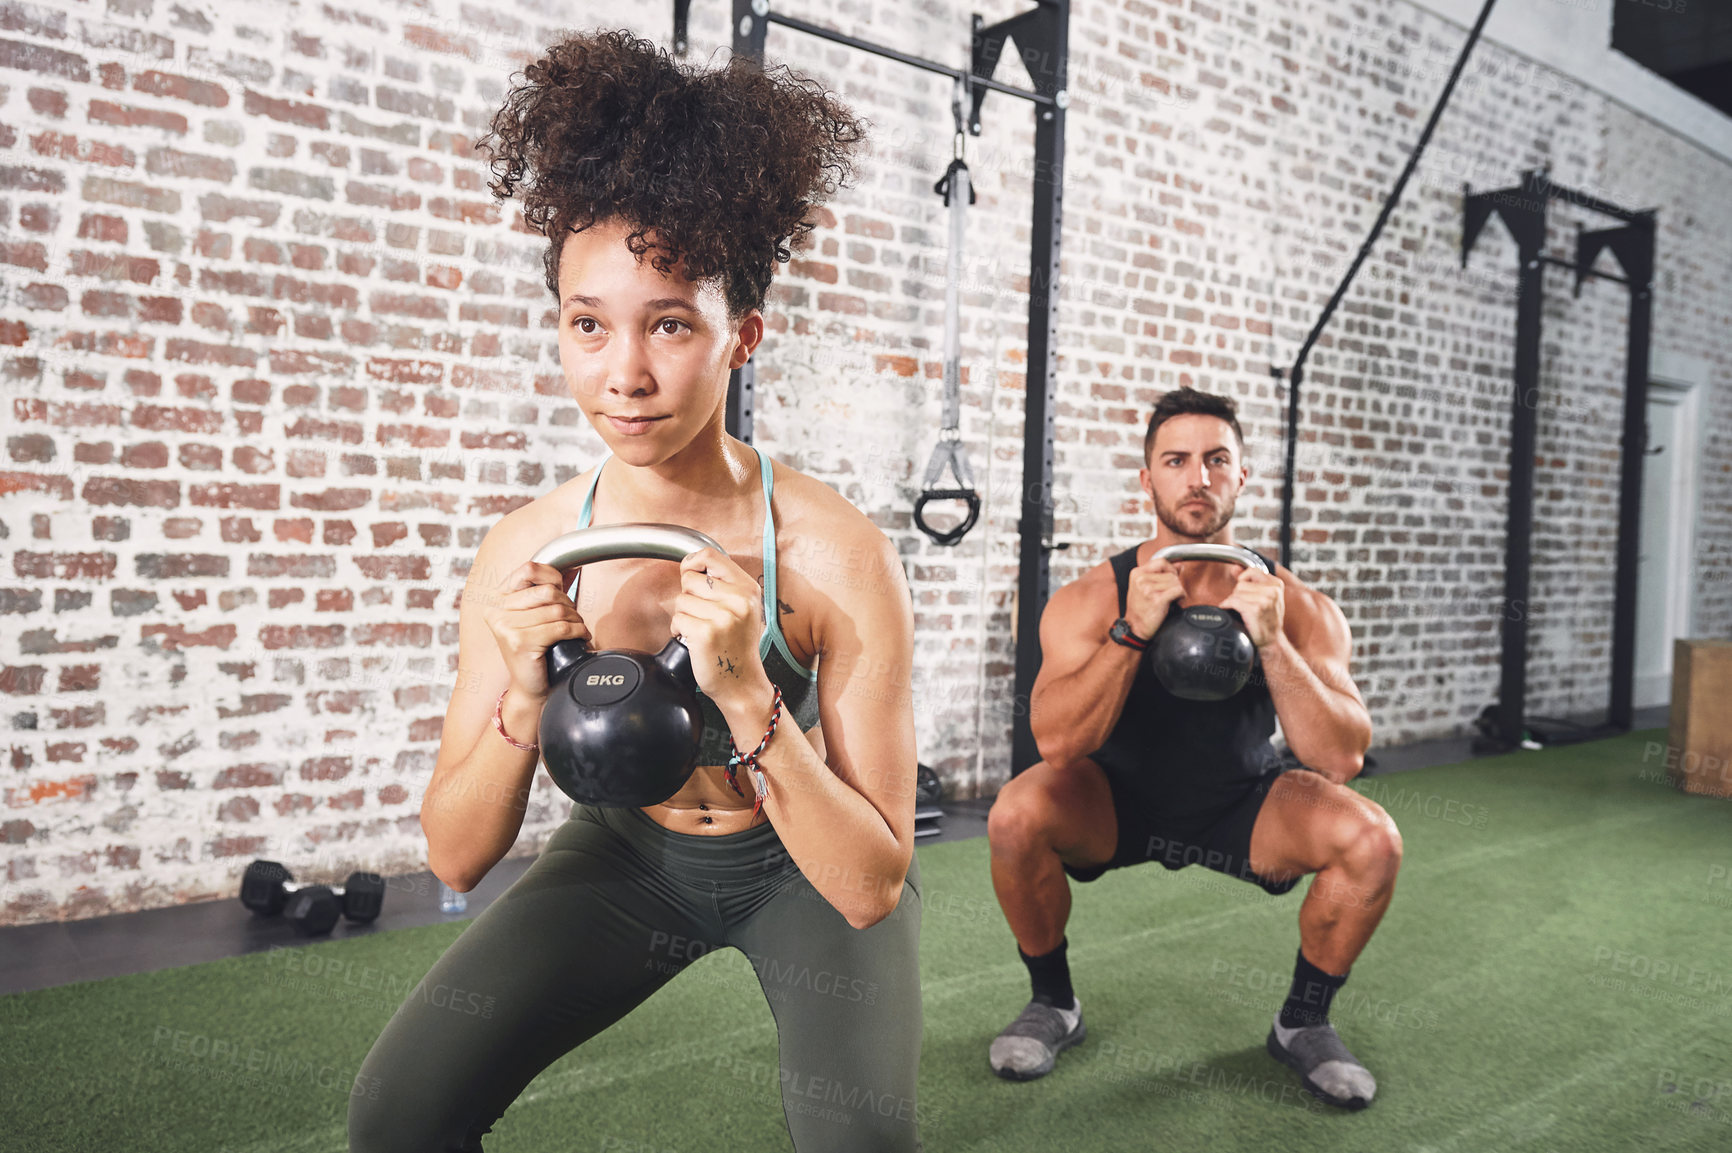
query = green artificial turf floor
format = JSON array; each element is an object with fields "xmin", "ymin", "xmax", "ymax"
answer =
[{"xmin": 3, "ymin": 729, "xmax": 1729, "ymax": 1152}]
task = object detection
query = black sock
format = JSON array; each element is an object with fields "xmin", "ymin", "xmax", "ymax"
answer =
[
  {"xmin": 1020, "ymin": 938, "xmax": 1076, "ymax": 1010},
  {"xmin": 1279, "ymin": 948, "xmax": 1347, "ymax": 1029}
]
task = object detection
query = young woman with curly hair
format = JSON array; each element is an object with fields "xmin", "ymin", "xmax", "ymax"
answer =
[{"xmin": 348, "ymin": 29, "xmax": 926, "ymax": 1153}]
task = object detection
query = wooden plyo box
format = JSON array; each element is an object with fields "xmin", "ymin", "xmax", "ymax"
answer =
[{"xmin": 1667, "ymin": 639, "xmax": 1732, "ymax": 799}]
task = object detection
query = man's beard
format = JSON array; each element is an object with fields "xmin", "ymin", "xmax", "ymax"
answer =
[{"xmin": 1153, "ymin": 491, "xmax": 1234, "ymax": 539}]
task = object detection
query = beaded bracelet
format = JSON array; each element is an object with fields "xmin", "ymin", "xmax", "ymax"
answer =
[
  {"xmin": 492, "ymin": 687, "xmax": 539, "ymax": 752},
  {"xmin": 724, "ymin": 683, "xmax": 783, "ymax": 817}
]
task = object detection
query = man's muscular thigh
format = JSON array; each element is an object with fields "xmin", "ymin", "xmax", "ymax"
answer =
[
  {"xmin": 1248, "ymin": 769, "xmax": 1389, "ymax": 880},
  {"xmin": 993, "ymin": 756, "xmax": 1118, "ymax": 868}
]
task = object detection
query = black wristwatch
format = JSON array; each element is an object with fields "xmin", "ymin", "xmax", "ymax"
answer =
[{"xmin": 1109, "ymin": 617, "xmax": 1148, "ymax": 651}]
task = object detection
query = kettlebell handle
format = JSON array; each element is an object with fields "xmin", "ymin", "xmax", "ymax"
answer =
[
  {"xmin": 1151, "ymin": 543, "xmax": 1274, "ymax": 575},
  {"xmin": 531, "ymin": 522, "xmax": 727, "ymax": 571},
  {"xmin": 532, "ymin": 523, "xmax": 728, "ymax": 683}
]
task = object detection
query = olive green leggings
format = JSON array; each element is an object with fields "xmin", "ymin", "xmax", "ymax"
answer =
[{"xmin": 348, "ymin": 803, "xmax": 924, "ymax": 1152}]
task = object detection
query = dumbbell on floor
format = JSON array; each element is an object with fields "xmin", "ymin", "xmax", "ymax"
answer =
[
  {"xmin": 914, "ymin": 763, "xmax": 945, "ymax": 841},
  {"xmin": 240, "ymin": 860, "xmax": 385, "ymax": 937}
]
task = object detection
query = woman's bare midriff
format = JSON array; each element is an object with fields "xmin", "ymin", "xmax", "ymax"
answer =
[
  {"xmin": 639, "ymin": 727, "xmax": 824, "ymax": 835},
  {"xmin": 641, "ymin": 765, "xmax": 770, "ymax": 835}
]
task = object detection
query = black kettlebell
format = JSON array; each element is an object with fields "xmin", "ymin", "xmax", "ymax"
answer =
[
  {"xmin": 531, "ymin": 523, "xmax": 726, "ymax": 807},
  {"xmin": 1146, "ymin": 543, "xmax": 1274, "ymax": 702}
]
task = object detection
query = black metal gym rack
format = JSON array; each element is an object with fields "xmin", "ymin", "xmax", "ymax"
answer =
[
  {"xmin": 1461, "ymin": 169, "xmax": 1657, "ymax": 752},
  {"xmin": 674, "ymin": 1, "xmax": 1071, "ymax": 775}
]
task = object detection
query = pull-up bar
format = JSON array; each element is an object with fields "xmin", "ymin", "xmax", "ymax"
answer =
[{"xmin": 767, "ymin": 11, "xmax": 1055, "ymax": 108}]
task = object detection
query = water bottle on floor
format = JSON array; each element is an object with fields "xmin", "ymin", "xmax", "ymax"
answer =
[{"xmin": 438, "ymin": 882, "xmax": 467, "ymax": 915}]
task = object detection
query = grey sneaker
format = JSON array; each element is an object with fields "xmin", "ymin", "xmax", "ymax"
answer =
[
  {"xmin": 989, "ymin": 998, "xmax": 1086, "ymax": 1081},
  {"xmin": 1266, "ymin": 1016, "xmax": 1377, "ymax": 1109}
]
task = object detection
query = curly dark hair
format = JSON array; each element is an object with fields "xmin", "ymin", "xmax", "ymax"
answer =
[
  {"xmin": 476, "ymin": 29, "xmax": 864, "ymax": 317},
  {"xmin": 1143, "ymin": 386, "xmax": 1246, "ymax": 461}
]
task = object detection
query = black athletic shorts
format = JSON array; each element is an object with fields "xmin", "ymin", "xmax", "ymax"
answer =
[{"xmin": 1062, "ymin": 760, "xmax": 1303, "ymax": 897}]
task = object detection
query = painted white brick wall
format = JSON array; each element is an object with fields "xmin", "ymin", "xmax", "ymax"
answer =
[{"xmin": 1, "ymin": 0, "xmax": 1726, "ymax": 924}]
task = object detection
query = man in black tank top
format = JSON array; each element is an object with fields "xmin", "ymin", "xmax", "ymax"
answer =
[{"xmin": 984, "ymin": 388, "xmax": 1401, "ymax": 1111}]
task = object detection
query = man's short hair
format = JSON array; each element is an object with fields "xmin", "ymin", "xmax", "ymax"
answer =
[{"xmin": 1143, "ymin": 387, "xmax": 1246, "ymax": 462}]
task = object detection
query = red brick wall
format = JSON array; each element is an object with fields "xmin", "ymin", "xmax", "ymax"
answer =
[{"xmin": 2, "ymin": 0, "xmax": 1727, "ymax": 924}]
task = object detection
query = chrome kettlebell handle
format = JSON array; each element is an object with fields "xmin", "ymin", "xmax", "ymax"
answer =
[
  {"xmin": 532, "ymin": 523, "xmax": 727, "ymax": 684},
  {"xmin": 1151, "ymin": 542, "xmax": 1274, "ymax": 575},
  {"xmin": 531, "ymin": 523, "xmax": 727, "ymax": 571}
]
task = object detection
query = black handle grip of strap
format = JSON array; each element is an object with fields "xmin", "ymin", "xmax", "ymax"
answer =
[
  {"xmin": 933, "ymin": 158, "xmax": 977, "ymax": 207},
  {"xmin": 913, "ymin": 489, "xmax": 981, "ymax": 547}
]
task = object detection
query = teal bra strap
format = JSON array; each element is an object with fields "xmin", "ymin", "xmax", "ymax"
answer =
[
  {"xmin": 756, "ymin": 445, "xmax": 777, "ymax": 624},
  {"xmin": 577, "ymin": 455, "xmax": 608, "ymax": 531},
  {"xmin": 574, "ymin": 449, "xmax": 813, "ymax": 678},
  {"xmin": 756, "ymin": 447, "xmax": 818, "ymax": 679}
]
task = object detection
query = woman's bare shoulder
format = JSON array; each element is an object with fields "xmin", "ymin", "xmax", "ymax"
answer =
[
  {"xmin": 767, "ymin": 460, "xmax": 908, "ymax": 619},
  {"xmin": 770, "ymin": 459, "xmax": 898, "ymax": 554},
  {"xmin": 473, "ymin": 469, "xmax": 598, "ymax": 578}
]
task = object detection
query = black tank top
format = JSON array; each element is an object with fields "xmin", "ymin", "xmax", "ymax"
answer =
[{"xmin": 1087, "ymin": 544, "xmax": 1283, "ymax": 804}]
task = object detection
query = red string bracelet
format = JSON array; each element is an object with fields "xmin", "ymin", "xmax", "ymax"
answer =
[
  {"xmin": 724, "ymin": 684, "xmax": 783, "ymax": 817},
  {"xmin": 492, "ymin": 687, "xmax": 538, "ymax": 752}
]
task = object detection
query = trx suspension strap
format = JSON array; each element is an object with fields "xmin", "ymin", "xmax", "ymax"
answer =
[{"xmin": 913, "ymin": 78, "xmax": 982, "ymax": 548}]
